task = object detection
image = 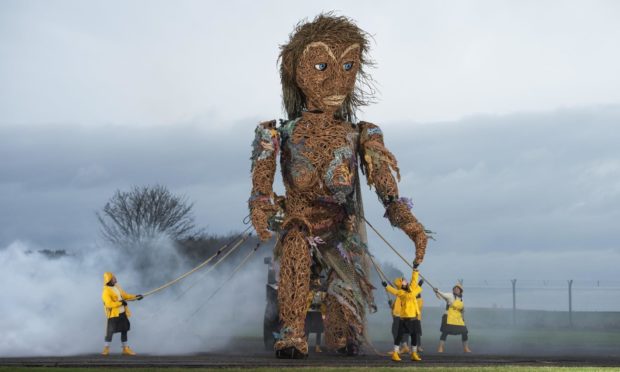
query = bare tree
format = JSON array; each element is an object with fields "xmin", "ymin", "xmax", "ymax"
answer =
[{"xmin": 97, "ymin": 185, "xmax": 197, "ymax": 247}]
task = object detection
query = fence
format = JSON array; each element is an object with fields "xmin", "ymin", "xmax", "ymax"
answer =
[{"xmin": 421, "ymin": 279, "xmax": 620, "ymax": 325}]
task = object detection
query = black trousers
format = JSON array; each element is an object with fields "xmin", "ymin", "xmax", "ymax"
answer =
[
  {"xmin": 413, "ymin": 319, "xmax": 422, "ymax": 346},
  {"xmin": 105, "ymin": 330, "xmax": 128, "ymax": 343},
  {"xmin": 304, "ymin": 311, "xmax": 323, "ymax": 347},
  {"xmin": 105, "ymin": 312, "xmax": 130, "ymax": 342},
  {"xmin": 394, "ymin": 318, "xmax": 417, "ymax": 347},
  {"xmin": 440, "ymin": 331, "xmax": 468, "ymax": 341},
  {"xmin": 304, "ymin": 327, "xmax": 322, "ymax": 347}
]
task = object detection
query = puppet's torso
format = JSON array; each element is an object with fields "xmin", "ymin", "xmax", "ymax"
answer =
[{"xmin": 279, "ymin": 112, "xmax": 359, "ymax": 233}]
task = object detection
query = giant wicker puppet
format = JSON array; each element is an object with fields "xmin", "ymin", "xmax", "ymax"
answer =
[{"xmin": 249, "ymin": 14, "xmax": 428, "ymax": 358}]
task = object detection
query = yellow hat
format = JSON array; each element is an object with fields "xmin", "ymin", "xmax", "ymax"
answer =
[
  {"xmin": 393, "ymin": 277, "xmax": 403, "ymax": 288},
  {"xmin": 103, "ymin": 272, "xmax": 116, "ymax": 285}
]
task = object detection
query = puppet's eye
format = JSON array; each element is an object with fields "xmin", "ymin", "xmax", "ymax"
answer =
[
  {"xmin": 343, "ymin": 62, "xmax": 354, "ymax": 71},
  {"xmin": 314, "ymin": 63, "xmax": 327, "ymax": 71}
]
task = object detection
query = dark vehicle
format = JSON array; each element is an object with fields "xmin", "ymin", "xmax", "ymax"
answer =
[
  {"xmin": 263, "ymin": 257, "xmax": 280, "ymax": 350},
  {"xmin": 263, "ymin": 256, "xmax": 325, "ymax": 351}
]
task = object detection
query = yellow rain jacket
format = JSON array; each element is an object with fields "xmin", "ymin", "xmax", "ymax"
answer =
[
  {"xmin": 386, "ymin": 271, "xmax": 422, "ymax": 319},
  {"xmin": 306, "ymin": 290, "xmax": 327, "ymax": 314},
  {"xmin": 391, "ymin": 296, "xmax": 403, "ymax": 317},
  {"xmin": 102, "ymin": 272, "xmax": 137, "ymax": 319},
  {"xmin": 446, "ymin": 298, "xmax": 465, "ymax": 326},
  {"xmin": 417, "ymin": 297, "xmax": 424, "ymax": 320}
]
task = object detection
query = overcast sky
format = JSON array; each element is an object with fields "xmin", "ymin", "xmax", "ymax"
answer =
[
  {"xmin": 1, "ymin": 1, "xmax": 620, "ymax": 283},
  {"xmin": 2, "ymin": 0, "xmax": 620, "ymax": 125}
]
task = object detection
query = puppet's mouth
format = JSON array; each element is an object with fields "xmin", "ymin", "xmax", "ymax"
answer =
[{"xmin": 323, "ymin": 95, "xmax": 346, "ymax": 106}]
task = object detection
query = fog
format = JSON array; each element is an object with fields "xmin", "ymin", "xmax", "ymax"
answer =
[{"xmin": 0, "ymin": 237, "xmax": 268, "ymax": 356}]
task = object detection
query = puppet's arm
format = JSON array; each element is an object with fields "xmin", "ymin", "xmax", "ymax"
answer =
[
  {"xmin": 249, "ymin": 120, "xmax": 280, "ymax": 241},
  {"xmin": 359, "ymin": 122, "xmax": 428, "ymax": 264}
]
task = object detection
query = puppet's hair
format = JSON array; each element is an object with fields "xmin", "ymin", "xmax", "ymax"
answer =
[{"xmin": 279, "ymin": 13, "xmax": 375, "ymax": 122}]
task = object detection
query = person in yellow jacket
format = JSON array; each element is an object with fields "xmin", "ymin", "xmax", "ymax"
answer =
[
  {"xmin": 388, "ymin": 281, "xmax": 413, "ymax": 354},
  {"xmin": 382, "ymin": 267, "xmax": 422, "ymax": 362},
  {"xmin": 434, "ymin": 283, "xmax": 471, "ymax": 353},
  {"xmin": 101, "ymin": 272, "xmax": 143, "ymax": 356},
  {"xmin": 388, "ymin": 296, "xmax": 410, "ymax": 354}
]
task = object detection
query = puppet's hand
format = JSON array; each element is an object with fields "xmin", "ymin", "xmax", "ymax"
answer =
[
  {"xmin": 406, "ymin": 223, "xmax": 427, "ymax": 265},
  {"xmin": 386, "ymin": 200, "xmax": 428, "ymax": 264},
  {"xmin": 250, "ymin": 200, "xmax": 276, "ymax": 241}
]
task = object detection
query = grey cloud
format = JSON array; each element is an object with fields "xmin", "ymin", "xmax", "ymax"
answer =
[{"xmin": 1, "ymin": 106, "xmax": 619, "ymax": 281}]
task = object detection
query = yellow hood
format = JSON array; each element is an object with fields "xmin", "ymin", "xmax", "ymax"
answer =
[
  {"xmin": 393, "ymin": 277, "xmax": 403, "ymax": 288},
  {"xmin": 103, "ymin": 272, "xmax": 116, "ymax": 285}
]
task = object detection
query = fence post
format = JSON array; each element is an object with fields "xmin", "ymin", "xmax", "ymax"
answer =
[
  {"xmin": 511, "ymin": 279, "xmax": 517, "ymax": 326},
  {"xmin": 568, "ymin": 279, "xmax": 573, "ymax": 327}
]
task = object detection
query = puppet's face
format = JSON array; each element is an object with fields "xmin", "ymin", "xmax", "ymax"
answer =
[{"xmin": 295, "ymin": 42, "xmax": 361, "ymax": 114}]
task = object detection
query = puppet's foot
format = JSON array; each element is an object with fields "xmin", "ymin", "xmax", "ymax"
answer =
[
  {"xmin": 274, "ymin": 338, "xmax": 308, "ymax": 359},
  {"xmin": 336, "ymin": 341, "xmax": 359, "ymax": 356}
]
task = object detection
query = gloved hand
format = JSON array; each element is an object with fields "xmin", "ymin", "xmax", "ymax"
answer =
[
  {"xmin": 381, "ymin": 281, "xmax": 388, "ymax": 287},
  {"xmin": 413, "ymin": 261, "xmax": 420, "ymax": 269},
  {"xmin": 136, "ymin": 294, "xmax": 144, "ymax": 301},
  {"xmin": 121, "ymin": 300, "xmax": 127, "ymax": 306},
  {"xmin": 418, "ymin": 279, "xmax": 424, "ymax": 286}
]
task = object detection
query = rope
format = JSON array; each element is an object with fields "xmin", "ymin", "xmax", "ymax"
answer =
[
  {"xmin": 139, "ymin": 227, "xmax": 253, "ymax": 298},
  {"xmin": 187, "ymin": 242, "xmax": 261, "ymax": 319},
  {"xmin": 363, "ymin": 216, "xmax": 438, "ymax": 292},
  {"xmin": 367, "ymin": 252, "xmax": 390, "ymax": 284},
  {"xmin": 172, "ymin": 232, "xmax": 251, "ymax": 300}
]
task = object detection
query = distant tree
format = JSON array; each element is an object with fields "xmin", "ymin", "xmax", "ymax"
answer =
[
  {"xmin": 97, "ymin": 185, "xmax": 197, "ymax": 247},
  {"xmin": 38, "ymin": 249, "xmax": 70, "ymax": 259}
]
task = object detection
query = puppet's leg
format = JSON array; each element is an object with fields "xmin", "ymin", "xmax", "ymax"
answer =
[
  {"xmin": 274, "ymin": 224, "xmax": 311, "ymax": 358},
  {"xmin": 323, "ymin": 288, "xmax": 363, "ymax": 354}
]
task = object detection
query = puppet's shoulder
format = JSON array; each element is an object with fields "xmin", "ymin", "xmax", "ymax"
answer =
[{"xmin": 358, "ymin": 120, "xmax": 384, "ymax": 142}]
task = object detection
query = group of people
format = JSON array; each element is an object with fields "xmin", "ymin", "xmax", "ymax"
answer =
[
  {"xmin": 382, "ymin": 266, "xmax": 471, "ymax": 362},
  {"xmin": 99, "ymin": 269, "xmax": 469, "ymax": 360}
]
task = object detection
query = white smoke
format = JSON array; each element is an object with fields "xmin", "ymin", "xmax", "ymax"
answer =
[{"xmin": 0, "ymin": 238, "xmax": 267, "ymax": 356}]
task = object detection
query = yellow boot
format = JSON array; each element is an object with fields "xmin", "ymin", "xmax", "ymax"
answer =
[
  {"xmin": 122, "ymin": 346, "xmax": 136, "ymax": 356},
  {"xmin": 101, "ymin": 346, "xmax": 110, "ymax": 356},
  {"xmin": 411, "ymin": 351, "xmax": 422, "ymax": 361},
  {"xmin": 391, "ymin": 351, "xmax": 402, "ymax": 362}
]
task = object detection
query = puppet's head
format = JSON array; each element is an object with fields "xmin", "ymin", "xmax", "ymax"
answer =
[{"xmin": 279, "ymin": 13, "xmax": 374, "ymax": 121}]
